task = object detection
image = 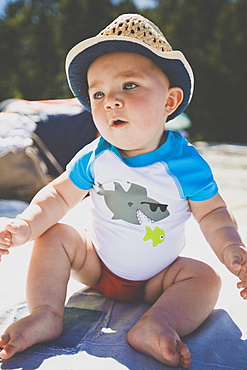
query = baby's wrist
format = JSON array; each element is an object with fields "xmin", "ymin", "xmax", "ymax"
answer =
[
  {"xmin": 221, "ymin": 244, "xmax": 246, "ymax": 264},
  {"xmin": 15, "ymin": 216, "xmax": 32, "ymax": 241}
]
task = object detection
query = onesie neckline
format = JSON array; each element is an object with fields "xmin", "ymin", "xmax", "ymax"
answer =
[{"xmin": 113, "ymin": 130, "xmax": 179, "ymax": 167}]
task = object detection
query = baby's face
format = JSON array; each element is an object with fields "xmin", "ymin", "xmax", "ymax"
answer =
[{"xmin": 87, "ymin": 52, "xmax": 173, "ymax": 158}]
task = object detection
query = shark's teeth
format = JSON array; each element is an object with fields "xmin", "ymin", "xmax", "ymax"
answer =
[{"xmin": 136, "ymin": 209, "xmax": 155, "ymax": 225}]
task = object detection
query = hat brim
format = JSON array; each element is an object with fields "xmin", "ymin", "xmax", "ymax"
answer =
[{"xmin": 66, "ymin": 35, "xmax": 194, "ymax": 121}]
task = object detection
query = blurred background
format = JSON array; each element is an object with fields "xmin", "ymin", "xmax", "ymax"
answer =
[{"xmin": 0, "ymin": 0, "xmax": 247, "ymax": 143}]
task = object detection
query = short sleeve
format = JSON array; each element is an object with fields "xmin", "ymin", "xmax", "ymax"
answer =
[
  {"xmin": 165, "ymin": 133, "xmax": 218, "ymax": 201},
  {"xmin": 66, "ymin": 139, "xmax": 99, "ymax": 190}
]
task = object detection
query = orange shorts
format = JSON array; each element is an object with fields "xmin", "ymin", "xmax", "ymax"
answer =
[{"xmin": 92, "ymin": 260, "xmax": 147, "ymax": 302}]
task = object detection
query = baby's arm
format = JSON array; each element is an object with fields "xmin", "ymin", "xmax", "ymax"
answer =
[
  {"xmin": 190, "ymin": 193, "xmax": 247, "ymax": 299},
  {"xmin": 0, "ymin": 172, "xmax": 88, "ymax": 256}
]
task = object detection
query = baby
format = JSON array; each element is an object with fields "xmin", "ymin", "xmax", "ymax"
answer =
[{"xmin": 0, "ymin": 14, "xmax": 246, "ymax": 368}]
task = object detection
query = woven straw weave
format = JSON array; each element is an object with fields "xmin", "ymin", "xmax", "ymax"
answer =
[{"xmin": 99, "ymin": 14, "xmax": 172, "ymax": 53}]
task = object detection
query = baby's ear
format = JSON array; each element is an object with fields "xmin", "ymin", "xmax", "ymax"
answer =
[{"xmin": 164, "ymin": 87, "xmax": 184, "ymax": 116}]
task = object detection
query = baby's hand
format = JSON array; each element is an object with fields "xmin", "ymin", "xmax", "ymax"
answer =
[
  {"xmin": 0, "ymin": 218, "xmax": 31, "ymax": 260},
  {"xmin": 222, "ymin": 244, "xmax": 247, "ymax": 299}
]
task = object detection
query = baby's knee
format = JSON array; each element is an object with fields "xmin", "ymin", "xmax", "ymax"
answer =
[
  {"xmin": 194, "ymin": 260, "xmax": 222, "ymax": 295},
  {"xmin": 34, "ymin": 223, "xmax": 83, "ymax": 253},
  {"xmin": 35, "ymin": 223, "xmax": 69, "ymax": 243},
  {"xmin": 33, "ymin": 223, "xmax": 90, "ymax": 268},
  {"xmin": 175, "ymin": 258, "xmax": 221, "ymax": 299}
]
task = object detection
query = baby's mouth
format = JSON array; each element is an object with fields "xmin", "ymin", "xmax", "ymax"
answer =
[{"xmin": 113, "ymin": 119, "xmax": 125, "ymax": 126}]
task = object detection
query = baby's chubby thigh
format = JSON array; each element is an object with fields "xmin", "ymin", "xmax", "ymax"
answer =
[
  {"xmin": 33, "ymin": 220, "xmax": 102, "ymax": 289},
  {"xmin": 58, "ymin": 198, "xmax": 102, "ymax": 287},
  {"xmin": 57, "ymin": 223, "xmax": 102, "ymax": 288},
  {"xmin": 143, "ymin": 256, "xmax": 221, "ymax": 307}
]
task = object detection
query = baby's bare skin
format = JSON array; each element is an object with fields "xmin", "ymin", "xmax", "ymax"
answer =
[
  {"xmin": 0, "ymin": 222, "xmax": 221, "ymax": 368},
  {"xmin": 0, "ymin": 306, "xmax": 63, "ymax": 359},
  {"xmin": 0, "ymin": 180, "xmax": 246, "ymax": 368},
  {"xmin": 0, "ymin": 50, "xmax": 246, "ymax": 367},
  {"xmin": 127, "ymin": 257, "xmax": 221, "ymax": 367},
  {"xmin": 0, "ymin": 307, "xmax": 191, "ymax": 367},
  {"xmin": 128, "ymin": 314, "xmax": 191, "ymax": 368}
]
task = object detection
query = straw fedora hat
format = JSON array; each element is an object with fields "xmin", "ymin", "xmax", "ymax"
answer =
[{"xmin": 66, "ymin": 13, "xmax": 194, "ymax": 121}]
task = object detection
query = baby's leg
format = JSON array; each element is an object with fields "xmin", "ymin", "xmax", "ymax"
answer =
[
  {"xmin": 0, "ymin": 223, "xmax": 101, "ymax": 359},
  {"xmin": 127, "ymin": 257, "xmax": 221, "ymax": 368}
]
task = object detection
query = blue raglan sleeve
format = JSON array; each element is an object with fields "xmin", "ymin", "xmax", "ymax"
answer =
[
  {"xmin": 166, "ymin": 133, "xmax": 218, "ymax": 201},
  {"xmin": 66, "ymin": 138, "xmax": 100, "ymax": 190}
]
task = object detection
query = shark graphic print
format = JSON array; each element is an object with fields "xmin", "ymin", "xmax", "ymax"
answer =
[
  {"xmin": 98, "ymin": 182, "xmax": 170, "ymax": 247},
  {"xmin": 66, "ymin": 134, "xmax": 211, "ymax": 279}
]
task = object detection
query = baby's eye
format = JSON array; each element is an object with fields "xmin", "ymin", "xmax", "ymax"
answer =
[
  {"xmin": 93, "ymin": 91, "xmax": 105, "ymax": 99},
  {"xmin": 123, "ymin": 82, "xmax": 138, "ymax": 90}
]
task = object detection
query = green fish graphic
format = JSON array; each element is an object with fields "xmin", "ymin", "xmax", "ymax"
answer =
[{"xmin": 143, "ymin": 226, "xmax": 165, "ymax": 247}]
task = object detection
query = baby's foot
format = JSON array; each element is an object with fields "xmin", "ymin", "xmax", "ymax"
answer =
[
  {"xmin": 127, "ymin": 315, "xmax": 191, "ymax": 368},
  {"xmin": 0, "ymin": 306, "xmax": 63, "ymax": 360}
]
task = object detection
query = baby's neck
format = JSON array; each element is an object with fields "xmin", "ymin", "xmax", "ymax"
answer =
[
  {"xmin": 159, "ymin": 131, "xmax": 168, "ymax": 147},
  {"xmin": 119, "ymin": 131, "xmax": 168, "ymax": 159}
]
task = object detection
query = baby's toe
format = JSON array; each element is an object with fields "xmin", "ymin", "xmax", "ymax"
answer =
[
  {"xmin": 177, "ymin": 341, "xmax": 191, "ymax": 368},
  {"xmin": 0, "ymin": 334, "xmax": 10, "ymax": 346},
  {"xmin": 0, "ymin": 333, "xmax": 27, "ymax": 359}
]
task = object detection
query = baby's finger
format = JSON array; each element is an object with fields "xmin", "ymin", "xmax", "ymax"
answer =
[
  {"xmin": 1, "ymin": 235, "xmax": 11, "ymax": 244},
  {"xmin": 236, "ymin": 280, "xmax": 247, "ymax": 299},
  {"xmin": 5, "ymin": 222, "xmax": 18, "ymax": 234},
  {"xmin": 238, "ymin": 265, "xmax": 247, "ymax": 282},
  {"xmin": 0, "ymin": 236, "xmax": 12, "ymax": 250},
  {"xmin": 0, "ymin": 248, "xmax": 10, "ymax": 256},
  {"xmin": 228, "ymin": 255, "xmax": 242, "ymax": 275},
  {"xmin": 238, "ymin": 288, "xmax": 247, "ymax": 300},
  {"xmin": 237, "ymin": 280, "xmax": 247, "ymax": 289},
  {"xmin": 231, "ymin": 259, "xmax": 242, "ymax": 272}
]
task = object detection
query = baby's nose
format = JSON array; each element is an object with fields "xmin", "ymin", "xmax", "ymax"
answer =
[{"xmin": 104, "ymin": 95, "xmax": 123, "ymax": 111}]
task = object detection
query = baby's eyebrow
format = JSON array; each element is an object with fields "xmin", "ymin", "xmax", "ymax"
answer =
[
  {"xmin": 119, "ymin": 71, "xmax": 144, "ymax": 79},
  {"xmin": 88, "ymin": 80, "xmax": 101, "ymax": 90},
  {"xmin": 120, "ymin": 71, "xmax": 148, "ymax": 83},
  {"xmin": 88, "ymin": 71, "xmax": 144, "ymax": 90}
]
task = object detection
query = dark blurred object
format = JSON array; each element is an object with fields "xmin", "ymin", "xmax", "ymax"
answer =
[
  {"xmin": 0, "ymin": 113, "xmax": 48, "ymax": 202},
  {"xmin": 0, "ymin": 98, "xmax": 98, "ymax": 176}
]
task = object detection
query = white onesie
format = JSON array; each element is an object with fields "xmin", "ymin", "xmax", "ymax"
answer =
[{"xmin": 66, "ymin": 130, "xmax": 218, "ymax": 281}]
